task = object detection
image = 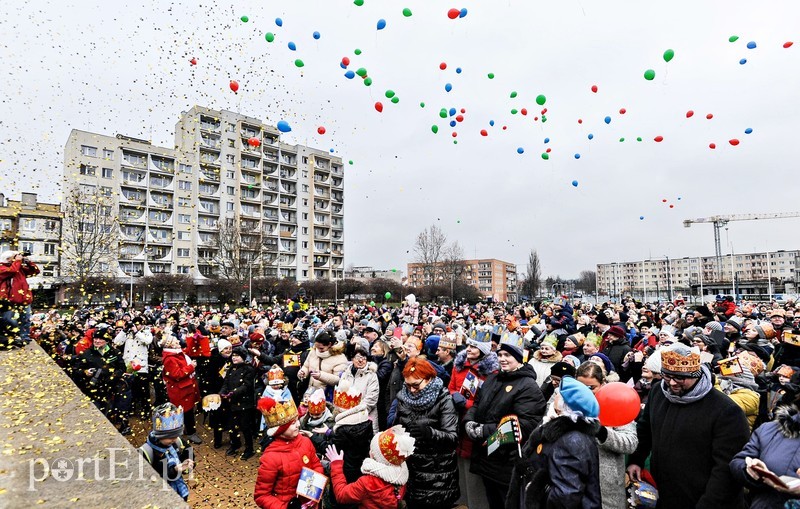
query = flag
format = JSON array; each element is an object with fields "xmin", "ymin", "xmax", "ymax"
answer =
[{"xmin": 486, "ymin": 415, "xmax": 521, "ymax": 456}]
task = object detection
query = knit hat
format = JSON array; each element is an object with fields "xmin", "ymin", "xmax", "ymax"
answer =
[
  {"xmin": 432, "ymin": 322, "xmax": 447, "ymax": 332},
  {"xmin": 267, "ymin": 364, "xmax": 285, "ymax": 387},
  {"xmin": 754, "ymin": 322, "xmax": 777, "ymax": 340},
  {"xmin": 151, "ymin": 403, "xmax": 184, "ymax": 439},
  {"xmin": 660, "ymin": 343, "xmax": 702, "ymax": 378},
  {"xmin": 604, "ymin": 326, "xmax": 626, "ymax": 340},
  {"xmin": 704, "ymin": 321, "xmax": 723, "ymax": 332},
  {"xmin": 725, "ymin": 318, "xmax": 743, "ymax": 332},
  {"xmin": 562, "ymin": 355, "xmax": 582, "ymax": 369},
  {"xmin": 564, "ymin": 333, "xmax": 585, "ymax": 348},
  {"xmin": 216, "ymin": 338, "xmax": 232, "ymax": 352},
  {"xmin": 0, "ymin": 250, "xmax": 18, "ymax": 263},
  {"xmin": 257, "ymin": 396, "xmax": 299, "ymax": 437},
  {"xmin": 306, "ymin": 388, "xmax": 327, "ymax": 417},
  {"xmin": 595, "ymin": 312, "xmax": 611, "ymax": 326},
  {"xmin": 367, "ymin": 425, "xmax": 416, "ymax": 485},
  {"xmin": 498, "ymin": 331, "xmax": 525, "ymax": 363},
  {"xmin": 559, "ymin": 376, "xmax": 599, "ymax": 418},
  {"xmin": 588, "ymin": 353, "xmax": 614, "ymax": 375},
  {"xmin": 550, "ymin": 361, "xmax": 576, "ymax": 378},
  {"xmin": 231, "ymin": 346, "xmax": 248, "ymax": 361},
  {"xmin": 314, "ymin": 330, "xmax": 335, "ymax": 345},
  {"xmin": 466, "ymin": 328, "xmax": 493, "ymax": 356},
  {"xmin": 644, "ymin": 350, "xmax": 662, "ymax": 374}
]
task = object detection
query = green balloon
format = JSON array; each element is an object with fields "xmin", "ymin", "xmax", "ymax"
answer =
[
  {"xmin": 385, "ymin": 90, "xmax": 395, "ymax": 98},
  {"xmin": 541, "ymin": 115, "xmax": 547, "ymax": 123},
  {"xmin": 663, "ymin": 49, "xmax": 675, "ymax": 62},
  {"xmin": 363, "ymin": 77, "xmax": 373, "ymax": 86},
  {"xmin": 419, "ymin": 102, "xmax": 425, "ymax": 108},
  {"xmin": 636, "ymin": 137, "xmax": 643, "ymax": 142},
  {"xmin": 510, "ymin": 91, "xmax": 517, "ymax": 98},
  {"xmin": 354, "ymin": 48, "xmax": 362, "ymax": 55},
  {"xmin": 349, "ymin": 160, "xmax": 354, "ymax": 165},
  {"xmin": 729, "ymin": 35, "xmax": 739, "ymax": 42},
  {"xmin": 370, "ymin": 301, "xmax": 375, "ymax": 306},
  {"xmin": 619, "ymin": 137, "xmax": 625, "ymax": 142},
  {"xmin": 384, "ymin": 292, "xmax": 392, "ymax": 299},
  {"xmin": 402, "ymin": 7, "xmax": 412, "ymax": 16},
  {"xmin": 355, "ymin": 67, "xmax": 367, "ymax": 77},
  {"xmin": 487, "ymin": 73, "xmax": 495, "ymax": 79},
  {"xmin": 453, "ymin": 140, "xmax": 458, "ymax": 144},
  {"xmin": 390, "ymin": 97, "xmax": 399, "ymax": 104},
  {"xmin": 294, "ymin": 59, "xmax": 304, "ymax": 68},
  {"xmin": 541, "ymin": 153, "xmax": 549, "ymax": 160},
  {"xmin": 354, "ymin": 0, "xmax": 364, "ymax": 5},
  {"xmin": 240, "ymin": 15, "xmax": 249, "ymax": 23},
  {"xmin": 644, "ymin": 69, "xmax": 656, "ymax": 80},
  {"xmin": 431, "ymin": 125, "xmax": 439, "ymax": 134},
  {"xmin": 439, "ymin": 108, "xmax": 447, "ymax": 118},
  {"xmin": 535, "ymin": 94, "xmax": 546, "ymax": 105},
  {"xmin": 511, "ymin": 109, "xmax": 518, "ymax": 115},
  {"xmin": 265, "ymin": 32, "xmax": 275, "ymax": 42}
]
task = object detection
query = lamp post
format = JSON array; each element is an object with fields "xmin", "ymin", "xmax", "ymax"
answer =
[{"xmin": 664, "ymin": 255, "xmax": 673, "ymax": 303}]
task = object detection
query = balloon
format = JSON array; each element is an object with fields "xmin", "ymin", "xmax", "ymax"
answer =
[
  {"xmin": 240, "ymin": 15, "xmax": 249, "ymax": 23},
  {"xmin": 591, "ymin": 85, "xmax": 598, "ymax": 93},
  {"xmin": 460, "ymin": 8, "xmax": 468, "ymax": 17},
  {"xmin": 644, "ymin": 69, "xmax": 656, "ymax": 80},
  {"xmin": 480, "ymin": 129, "xmax": 488, "ymax": 136},
  {"xmin": 706, "ymin": 113, "xmax": 713, "ymax": 119},
  {"xmin": 578, "ymin": 118, "xmax": 583, "ymax": 124},
  {"xmin": 517, "ymin": 147, "xmax": 524, "ymax": 154},
  {"xmin": 189, "ymin": 58, "xmax": 197, "ymax": 65},
  {"xmin": 654, "ymin": 135, "xmax": 663, "ymax": 142},
  {"xmin": 349, "ymin": 160, "xmax": 354, "ymax": 165},
  {"xmin": 729, "ymin": 139, "xmax": 740, "ymax": 146},
  {"xmin": 619, "ymin": 138, "xmax": 625, "ymax": 142},
  {"xmin": 439, "ymin": 108, "xmax": 448, "ymax": 118},
  {"xmin": 729, "ymin": 35, "xmax": 739, "ymax": 42},
  {"xmin": 449, "ymin": 120, "xmax": 456, "ymax": 127},
  {"xmin": 541, "ymin": 153, "xmax": 549, "ymax": 160},
  {"xmin": 344, "ymin": 70, "xmax": 355, "ymax": 79},
  {"xmin": 313, "ymin": 31, "xmax": 321, "ymax": 40},
  {"xmin": 574, "ymin": 154, "xmax": 580, "ymax": 159},
  {"xmin": 510, "ymin": 91, "xmax": 517, "ymax": 98},
  {"xmin": 511, "ymin": 109, "xmax": 518, "ymax": 115},
  {"xmin": 604, "ymin": 116, "xmax": 611, "ymax": 124},
  {"xmin": 544, "ymin": 138, "xmax": 550, "ymax": 144},
  {"xmin": 456, "ymin": 67, "xmax": 462, "ymax": 73},
  {"xmin": 275, "ymin": 18, "xmax": 283, "ymax": 26},
  {"xmin": 686, "ymin": 110, "xmax": 694, "ymax": 118},
  {"xmin": 588, "ymin": 133, "xmax": 594, "ymax": 140},
  {"xmin": 294, "ymin": 59, "xmax": 304, "ymax": 67},
  {"xmin": 439, "ymin": 62, "xmax": 447, "ymax": 70},
  {"xmin": 431, "ymin": 125, "xmax": 438, "ymax": 133},
  {"xmin": 288, "ymin": 41, "xmax": 297, "ymax": 51},
  {"xmin": 545, "ymin": 148, "xmax": 551, "ymax": 153},
  {"xmin": 449, "ymin": 108, "xmax": 456, "ymax": 116},
  {"xmin": 377, "ymin": 19, "xmax": 386, "ymax": 30},
  {"xmin": 536, "ymin": 94, "xmax": 546, "ymax": 105},
  {"xmin": 330, "ymin": 149, "xmax": 334, "ymax": 153},
  {"xmin": 229, "ymin": 80, "xmax": 239, "ymax": 93},
  {"xmin": 448, "ymin": 8, "xmax": 460, "ymax": 19},
  {"xmin": 370, "ymin": 301, "xmax": 375, "ymax": 306},
  {"xmin": 451, "ymin": 132, "xmax": 457, "ymax": 138},
  {"xmin": 317, "ymin": 127, "xmax": 326, "ymax": 135},
  {"xmin": 391, "ymin": 97, "xmax": 399, "ymax": 104},
  {"xmin": 277, "ymin": 121, "xmax": 291, "ymax": 133},
  {"xmin": 385, "ymin": 292, "xmax": 392, "ymax": 299},
  {"xmin": 455, "ymin": 114, "xmax": 464, "ymax": 122},
  {"xmin": 640, "ymin": 216, "xmax": 645, "ymax": 220},
  {"xmin": 487, "ymin": 73, "xmax": 495, "ymax": 79},
  {"xmin": 663, "ymin": 49, "xmax": 675, "ymax": 62},
  {"xmin": 354, "ymin": 48, "xmax": 362, "ymax": 55},
  {"xmin": 248, "ymin": 137, "xmax": 260, "ymax": 147},
  {"xmin": 445, "ymin": 83, "xmax": 453, "ymax": 92},
  {"xmin": 596, "ymin": 382, "xmax": 641, "ymax": 427},
  {"xmin": 747, "ymin": 41, "xmax": 757, "ymax": 49},
  {"xmin": 385, "ymin": 90, "xmax": 395, "ymax": 98},
  {"xmin": 419, "ymin": 102, "xmax": 425, "ymax": 107},
  {"xmin": 342, "ymin": 57, "xmax": 350, "ymax": 67},
  {"xmin": 354, "ymin": 0, "xmax": 364, "ymax": 4},
  {"xmin": 265, "ymin": 32, "xmax": 275, "ymax": 42},
  {"xmin": 489, "ymin": 120, "xmax": 495, "ymax": 126},
  {"xmin": 709, "ymin": 143, "xmax": 716, "ymax": 149},
  {"xmin": 402, "ymin": 7, "xmax": 412, "ymax": 16},
  {"xmin": 784, "ymin": 42, "xmax": 794, "ymax": 48},
  {"xmin": 739, "ymin": 58, "xmax": 747, "ymax": 65},
  {"xmin": 745, "ymin": 128, "xmax": 753, "ymax": 134},
  {"xmin": 662, "ymin": 199, "xmax": 667, "ymax": 203},
  {"xmin": 636, "ymin": 137, "xmax": 642, "ymax": 142},
  {"xmin": 572, "ymin": 180, "xmax": 578, "ymax": 187},
  {"xmin": 541, "ymin": 115, "xmax": 547, "ymax": 123},
  {"xmin": 619, "ymin": 108, "xmax": 626, "ymax": 114},
  {"xmin": 669, "ymin": 205, "xmax": 674, "ymax": 209},
  {"xmin": 363, "ymin": 77, "xmax": 373, "ymax": 86},
  {"xmin": 356, "ymin": 67, "xmax": 367, "ymax": 77}
]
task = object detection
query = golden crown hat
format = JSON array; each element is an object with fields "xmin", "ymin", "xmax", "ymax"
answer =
[
  {"xmin": 267, "ymin": 364, "xmax": 286, "ymax": 386},
  {"xmin": 376, "ymin": 425, "xmax": 415, "ymax": 466},
  {"xmin": 306, "ymin": 388, "xmax": 327, "ymax": 416},
  {"xmin": 257, "ymin": 397, "xmax": 299, "ymax": 428},
  {"xmin": 438, "ymin": 332, "xmax": 458, "ymax": 351},
  {"xmin": 153, "ymin": 404, "xmax": 184, "ymax": 433},
  {"xmin": 661, "ymin": 348, "xmax": 702, "ymax": 377},
  {"xmin": 468, "ymin": 328, "xmax": 491, "ymax": 344},
  {"xmin": 202, "ymin": 394, "xmax": 222, "ymax": 411},
  {"xmin": 500, "ymin": 331, "xmax": 525, "ymax": 351},
  {"xmin": 333, "ymin": 379, "xmax": 363, "ymax": 410}
]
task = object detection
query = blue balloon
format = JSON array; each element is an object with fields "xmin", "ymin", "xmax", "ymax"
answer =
[
  {"xmin": 329, "ymin": 148, "xmax": 334, "ymax": 153},
  {"xmin": 455, "ymin": 67, "xmax": 462, "ymax": 74},
  {"xmin": 459, "ymin": 8, "xmax": 468, "ymax": 18},
  {"xmin": 344, "ymin": 70, "xmax": 355, "ymax": 79},
  {"xmin": 571, "ymin": 180, "xmax": 579, "ymax": 187},
  {"xmin": 275, "ymin": 18, "xmax": 283, "ymax": 26},
  {"xmin": 544, "ymin": 137, "xmax": 550, "ymax": 144},
  {"xmin": 277, "ymin": 120, "xmax": 291, "ymax": 133},
  {"xmin": 640, "ymin": 216, "xmax": 645, "ymax": 220},
  {"xmin": 449, "ymin": 108, "xmax": 456, "ymax": 116},
  {"xmin": 288, "ymin": 41, "xmax": 296, "ymax": 51},
  {"xmin": 489, "ymin": 120, "xmax": 495, "ymax": 126},
  {"xmin": 604, "ymin": 116, "xmax": 611, "ymax": 124},
  {"xmin": 517, "ymin": 147, "xmax": 524, "ymax": 154},
  {"xmin": 445, "ymin": 83, "xmax": 453, "ymax": 92},
  {"xmin": 747, "ymin": 41, "xmax": 757, "ymax": 49},
  {"xmin": 340, "ymin": 62, "xmax": 347, "ymax": 69},
  {"xmin": 574, "ymin": 153, "xmax": 580, "ymax": 159},
  {"xmin": 588, "ymin": 133, "xmax": 594, "ymax": 140},
  {"xmin": 739, "ymin": 58, "xmax": 747, "ymax": 65},
  {"xmin": 745, "ymin": 127, "xmax": 753, "ymax": 134},
  {"xmin": 449, "ymin": 120, "xmax": 456, "ymax": 127},
  {"xmin": 377, "ymin": 19, "xmax": 386, "ymax": 30},
  {"xmin": 313, "ymin": 31, "xmax": 320, "ymax": 40}
]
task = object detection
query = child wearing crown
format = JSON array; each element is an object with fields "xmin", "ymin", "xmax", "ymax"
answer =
[
  {"xmin": 260, "ymin": 365, "xmax": 294, "ymax": 432},
  {"xmin": 140, "ymin": 403, "xmax": 195, "ymax": 501},
  {"xmin": 331, "ymin": 379, "xmax": 374, "ymax": 484},
  {"xmin": 325, "ymin": 425, "xmax": 416, "ymax": 509},
  {"xmin": 299, "ymin": 388, "xmax": 336, "ymax": 457},
  {"xmin": 254, "ymin": 396, "xmax": 325, "ymax": 509}
]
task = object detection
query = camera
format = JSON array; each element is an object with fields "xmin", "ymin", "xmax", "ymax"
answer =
[{"xmin": 20, "ymin": 251, "xmax": 31, "ymax": 257}]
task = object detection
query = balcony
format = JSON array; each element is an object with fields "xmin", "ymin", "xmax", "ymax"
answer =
[
  {"xmin": 197, "ymin": 220, "xmax": 218, "ymax": 231},
  {"xmin": 151, "ymin": 157, "xmax": 176, "ymax": 174},
  {"xmin": 279, "ymin": 169, "xmax": 296, "ymax": 180},
  {"xmin": 332, "ymin": 177, "xmax": 343, "ymax": 188},
  {"xmin": 279, "ymin": 197, "xmax": 295, "ymax": 208},
  {"xmin": 199, "ymin": 165, "xmax": 220, "ymax": 182},
  {"xmin": 332, "ymin": 231, "xmax": 343, "ymax": 240},
  {"xmin": 314, "ymin": 159, "xmax": 330, "ymax": 171},
  {"xmin": 240, "ymin": 206, "xmax": 260, "ymax": 217},
  {"xmin": 280, "ymin": 211, "xmax": 296, "ymax": 223},
  {"xmin": 313, "ymin": 188, "xmax": 329, "ymax": 198},
  {"xmin": 148, "ymin": 263, "xmax": 171, "ymax": 274},
  {"xmin": 199, "ymin": 150, "xmax": 221, "ymax": 166},
  {"xmin": 263, "ymin": 192, "xmax": 278, "ymax": 205},
  {"xmin": 147, "ymin": 248, "xmax": 171, "ymax": 261},
  {"xmin": 263, "ymin": 162, "xmax": 278, "ymax": 175},
  {"xmin": 241, "ymin": 174, "xmax": 260, "ymax": 186},
  {"xmin": 263, "ymin": 240, "xmax": 279, "ymax": 251},
  {"xmin": 198, "ymin": 203, "xmax": 219, "ymax": 215},
  {"xmin": 201, "ymin": 136, "xmax": 221, "ymax": 149},
  {"xmin": 281, "ymin": 183, "xmax": 296, "ymax": 195},
  {"xmin": 241, "ymin": 157, "xmax": 260, "ymax": 173},
  {"xmin": 314, "ymin": 256, "xmax": 330, "ymax": 268},
  {"xmin": 122, "ymin": 172, "xmax": 147, "ymax": 187},
  {"xmin": 198, "ymin": 183, "xmax": 220, "ymax": 196},
  {"xmin": 281, "ymin": 156, "xmax": 297, "ymax": 167},
  {"xmin": 332, "ymin": 257, "xmax": 343, "ymax": 268},
  {"xmin": 313, "ymin": 172, "xmax": 330, "ymax": 184},
  {"xmin": 263, "ymin": 211, "xmax": 279, "ymax": 221},
  {"xmin": 200, "ymin": 116, "xmax": 221, "ymax": 133},
  {"xmin": 279, "ymin": 230, "xmax": 296, "ymax": 238},
  {"xmin": 120, "ymin": 190, "xmax": 146, "ymax": 205},
  {"xmin": 331, "ymin": 205, "xmax": 343, "ymax": 215},
  {"xmin": 331, "ymin": 165, "xmax": 343, "ymax": 175},
  {"xmin": 121, "ymin": 226, "xmax": 145, "ymax": 241},
  {"xmin": 331, "ymin": 192, "xmax": 343, "ymax": 203},
  {"xmin": 241, "ymin": 192, "xmax": 261, "ymax": 204},
  {"xmin": 119, "ymin": 207, "xmax": 146, "ymax": 223},
  {"xmin": 314, "ymin": 200, "xmax": 329, "ymax": 212},
  {"xmin": 121, "ymin": 152, "xmax": 147, "ymax": 169},
  {"xmin": 313, "ymin": 227, "xmax": 329, "ymax": 239},
  {"xmin": 240, "ymin": 127, "xmax": 259, "ymax": 139},
  {"xmin": 263, "ymin": 151, "xmax": 279, "ymax": 163}
]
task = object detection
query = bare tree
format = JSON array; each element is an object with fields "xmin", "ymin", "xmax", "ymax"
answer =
[
  {"xmin": 520, "ymin": 249, "xmax": 542, "ymax": 300},
  {"xmin": 441, "ymin": 240, "xmax": 466, "ymax": 281},
  {"xmin": 413, "ymin": 224, "xmax": 448, "ymax": 284},
  {"xmin": 576, "ymin": 270, "xmax": 597, "ymax": 294},
  {"xmin": 211, "ymin": 219, "xmax": 259, "ymax": 281},
  {"xmin": 142, "ymin": 273, "xmax": 194, "ymax": 304}
]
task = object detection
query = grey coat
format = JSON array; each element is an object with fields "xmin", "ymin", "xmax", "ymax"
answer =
[{"xmin": 597, "ymin": 421, "xmax": 638, "ymax": 509}]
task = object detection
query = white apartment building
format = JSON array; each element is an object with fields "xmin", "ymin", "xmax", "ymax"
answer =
[
  {"xmin": 62, "ymin": 106, "xmax": 344, "ymax": 284},
  {"xmin": 344, "ymin": 266, "xmax": 405, "ymax": 283},
  {"xmin": 597, "ymin": 250, "xmax": 800, "ymax": 301}
]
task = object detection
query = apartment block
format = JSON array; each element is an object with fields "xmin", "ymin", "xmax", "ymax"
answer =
[
  {"xmin": 407, "ymin": 258, "xmax": 518, "ymax": 302},
  {"xmin": 62, "ymin": 106, "xmax": 344, "ymax": 283},
  {"xmin": 344, "ymin": 266, "xmax": 405, "ymax": 283}
]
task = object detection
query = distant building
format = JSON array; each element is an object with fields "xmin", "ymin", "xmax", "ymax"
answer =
[
  {"xmin": 344, "ymin": 266, "xmax": 404, "ymax": 283},
  {"xmin": 407, "ymin": 258, "xmax": 518, "ymax": 302}
]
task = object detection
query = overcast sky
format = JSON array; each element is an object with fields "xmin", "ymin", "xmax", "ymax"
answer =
[{"xmin": 2, "ymin": 1, "xmax": 800, "ymax": 278}]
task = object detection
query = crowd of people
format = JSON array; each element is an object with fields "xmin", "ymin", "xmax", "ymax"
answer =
[{"xmin": 11, "ymin": 283, "xmax": 800, "ymax": 508}]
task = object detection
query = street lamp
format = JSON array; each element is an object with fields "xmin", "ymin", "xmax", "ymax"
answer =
[{"xmin": 664, "ymin": 255, "xmax": 673, "ymax": 303}]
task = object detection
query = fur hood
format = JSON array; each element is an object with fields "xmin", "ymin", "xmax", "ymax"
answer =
[
  {"xmin": 453, "ymin": 349, "xmax": 499, "ymax": 376},
  {"xmin": 776, "ymin": 404, "xmax": 800, "ymax": 439}
]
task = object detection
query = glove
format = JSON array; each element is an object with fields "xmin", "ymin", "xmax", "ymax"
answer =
[
  {"xmin": 408, "ymin": 421, "xmax": 433, "ymax": 441},
  {"xmin": 451, "ymin": 392, "xmax": 467, "ymax": 411},
  {"xmin": 596, "ymin": 426, "xmax": 608, "ymax": 443},
  {"xmin": 465, "ymin": 421, "xmax": 484, "ymax": 440}
]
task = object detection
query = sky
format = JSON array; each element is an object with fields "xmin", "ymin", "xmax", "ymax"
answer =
[{"xmin": 2, "ymin": 1, "xmax": 800, "ymax": 279}]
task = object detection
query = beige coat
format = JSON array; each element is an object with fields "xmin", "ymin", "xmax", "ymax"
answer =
[{"xmin": 299, "ymin": 346, "xmax": 348, "ymax": 395}]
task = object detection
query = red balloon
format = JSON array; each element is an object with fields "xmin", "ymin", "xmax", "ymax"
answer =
[
  {"xmin": 460, "ymin": 108, "xmax": 466, "ymax": 113},
  {"xmin": 452, "ymin": 132, "xmax": 457, "ymax": 138},
  {"xmin": 502, "ymin": 126, "xmax": 507, "ymax": 130},
  {"xmin": 729, "ymin": 139, "xmax": 740, "ymax": 146},
  {"xmin": 341, "ymin": 56, "xmax": 350, "ymax": 67},
  {"xmin": 439, "ymin": 62, "xmax": 447, "ymax": 70},
  {"xmin": 317, "ymin": 126, "xmax": 326, "ymax": 135},
  {"xmin": 541, "ymin": 108, "xmax": 547, "ymax": 114},
  {"xmin": 190, "ymin": 58, "xmax": 197, "ymax": 66},
  {"xmin": 595, "ymin": 382, "xmax": 640, "ymax": 427},
  {"xmin": 545, "ymin": 148, "xmax": 551, "ymax": 153},
  {"xmin": 374, "ymin": 102, "xmax": 383, "ymax": 112},
  {"xmin": 229, "ymin": 80, "xmax": 239, "ymax": 93},
  {"xmin": 591, "ymin": 85, "xmax": 598, "ymax": 93},
  {"xmin": 520, "ymin": 108, "xmax": 527, "ymax": 116},
  {"xmin": 534, "ymin": 117, "xmax": 538, "ymax": 121},
  {"xmin": 480, "ymin": 129, "xmax": 488, "ymax": 136},
  {"xmin": 578, "ymin": 118, "xmax": 583, "ymax": 124},
  {"xmin": 706, "ymin": 113, "xmax": 713, "ymax": 120},
  {"xmin": 455, "ymin": 115, "xmax": 464, "ymax": 122},
  {"xmin": 784, "ymin": 42, "xmax": 794, "ymax": 48},
  {"xmin": 654, "ymin": 135, "xmax": 664, "ymax": 142},
  {"xmin": 709, "ymin": 143, "xmax": 716, "ymax": 149},
  {"xmin": 247, "ymin": 136, "xmax": 260, "ymax": 148},
  {"xmin": 447, "ymin": 8, "xmax": 460, "ymax": 19},
  {"xmin": 669, "ymin": 205, "xmax": 675, "ymax": 209},
  {"xmin": 619, "ymin": 108, "xmax": 626, "ymax": 114},
  {"xmin": 662, "ymin": 199, "xmax": 667, "ymax": 202},
  {"xmin": 686, "ymin": 110, "xmax": 694, "ymax": 118}
]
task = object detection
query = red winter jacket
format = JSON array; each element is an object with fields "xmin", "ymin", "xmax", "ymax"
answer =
[
  {"xmin": 330, "ymin": 459, "xmax": 405, "ymax": 509},
  {"xmin": 447, "ymin": 351, "xmax": 498, "ymax": 458},
  {"xmin": 254, "ymin": 434, "xmax": 323, "ymax": 509},
  {"xmin": 162, "ymin": 349, "xmax": 200, "ymax": 411},
  {"xmin": 0, "ymin": 258, "xmax": 39, "ymax": 305},
  {"xmin": 184, "ymin": 332, "xmax": 211, "ymax": 358}
]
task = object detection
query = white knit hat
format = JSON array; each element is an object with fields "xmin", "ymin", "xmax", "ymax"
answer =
[
  {"xmin": 0, "ymin": 251, "xmax": 17, "ymax": 263},
  {"xmin": 216, "ymin": 338, "xmax": 232, "ymax": 352},
  {"xmin": 644, "ymin": 350, "xmax": 662, "ymax": 374},
  {"xmin": 363, "ymin": 425, "xmax": 415, "ymax": 485}
]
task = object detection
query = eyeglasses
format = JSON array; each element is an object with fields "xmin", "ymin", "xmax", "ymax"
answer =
[
  {"xmin": 404, "ymin": 380, "xmax": 425, "ymax": 390},
  {"xmin": 661, "ymin": 373, "xmax": 692, "ymax": 382}
]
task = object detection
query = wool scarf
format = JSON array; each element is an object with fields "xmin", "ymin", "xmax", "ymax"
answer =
[
  {"xmin": 396, "ymin": 376, "xmax": 443, "ymax": 411},
  {"xmin": 661, "ymin": 364, "xmax": 713, "ymax": 404},
  {"xmin": 146, "ymin": 434, "xmax": 190, "ymax": 499}
]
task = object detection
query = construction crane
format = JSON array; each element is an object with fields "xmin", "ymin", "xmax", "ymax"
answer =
[{"xmin": 683, "ymin": 212, "xmax": 800, "ymax": 274}]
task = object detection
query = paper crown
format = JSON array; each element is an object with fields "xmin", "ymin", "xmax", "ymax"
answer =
[
  {"xmin": 542, "ymin": 334, "xmax": 559, "ymax": 348},
  {"xmin": 500, "ymin": 331, "xmax": 525, "ymax": 351},
  {"xmin": 737, "ymin": 351, "xmax": 765, "ymax": 378},
  {"xmin": 281, "ymin": 322, "xmax": 294, "ymax": 332},
  {"xmin": 375, "ymin": 425, "xmax": 416, "ymax": 466},
  {"xmin": 257, "ymin": 397, "xmax": 299, "ymax": 429},
  {"xmin": 469, "ymin": 328, "xmax": 492, "ymax": 344},
  {"xmin": 307, "ymin": 388, "xmax": 327, "ymax": 416},
  {"xmin": 565, "ymin": 333, "xmax": 585, "ymax": 347},
  {"xmin": 755, "ymin": 322, "xmax": 777, "ymax": 340},
  {"xmin": 438, "ymin": 332, "xmax": 458, "ymax": 351},
  {"xmin": 202, "ymin": 394, "xmax": 222, "ymax": 411},
  {"xmin": 268, "ymin": 364, "xmax": 285, "ymax": 386},
  {"xmin": 660, "ymin": 346, "xmax": 702, "ymax": 377},
  {"xmin": 365, "ymin": 320, "xmax": 381, "ymax": 332},
  {"xmin": 153, "ymin": 403, "xmax": 184, "ymax": 433},
  {"xmin": 333, "ymin": 379, "xmax": 363, "ymax": 410},
  {"xmin": 491, "ymin": 324, "xmax": 505, "ymax": 336},
  {"xmin": 585, "ymin": 332, "xmax": 602, "ymax": 347}
]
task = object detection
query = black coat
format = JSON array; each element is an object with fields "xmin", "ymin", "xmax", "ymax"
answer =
[
  {"xmin": 629, "ymin": 379, "xmax": 750, "ymax": 509},
  {"xmin": 331, "ymin": 419, "xmax": 374, "ymax": 483},
  {"xmin": 394, "ymin": 384, "xmax": 460, "ymax": 508},
  {"xmin": 507, "ymin": 416, "xmax": 602, "ymax": 509},
  {"xmin": 220, "ymin": 362, "xmax": 256, "ymax": 411},
  {"xmin": 602, "ymin": 340, "xmax": 632, "ymax": 382},
  {"xmin": 464, "ymin": 364, "xmax": 546, "ymax": 486},
  {"xmin": 75, "ymin": 345, "xmax": 126, "ymax": 401}
]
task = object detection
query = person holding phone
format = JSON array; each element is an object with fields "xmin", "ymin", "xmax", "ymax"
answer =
[{"xmin": 0, "ymin": 250, "xmax": 39, "ymax": 347}]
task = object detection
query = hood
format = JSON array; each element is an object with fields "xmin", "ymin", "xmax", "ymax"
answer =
[
  {"xmin": 776, "ymin": 404, "xmax": 800, "ymax": 439},
  {"xmin": 454, "ymin": 349, "xmax": 499, "ymax": 376}
]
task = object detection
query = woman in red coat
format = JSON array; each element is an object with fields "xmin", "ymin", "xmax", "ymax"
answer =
[
  {"xmin": 161, "ymin": 334, "xmax": 202, "ymax": 444},
  {"xmin": 254, "ymin": 396, "xmax": 324, "ymax": 509}
]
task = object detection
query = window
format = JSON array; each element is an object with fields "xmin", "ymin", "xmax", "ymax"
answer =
[
  {"xmin": 42, "ymin": 243, "xmax": 55, "ymax": 256},
  {"xmin": 177, "ymin": 248, "xmax": 190, "ymax": 257},
  {"xmin": 302, "ymin": 241, "xmax": 308, "ymax": 248},
  {"xmin": 177, "ymin": 266, "xmax": 191, "ymax": 274},
  {"xmin": 302, "ymin": 256, "xmax": 308, "ymax": 263},
  {"xmin": 21, "ymin": 218, "xmax": 36, "ymax": 231},
  {"xmin": 178, "ymin": 197, "xmax": 191, "ymax": 207},
  {"xmin": 226, "ymin": 202, "xmax": 234, "ymax": 211},
  {"xmin": 226, "ymin": 170, "xmax": 235, "ymax": 179},
  {"xmin": 226, "ymin": 154, "xmax": 235, "ymax": 164},
  {"xmin": 178, "ymin": 180, "xmax": 192, "ymax": 190},
  {"xmin": 178, "ymin": 214, "xmax": 191, "ymax": 224},
  {"xmin": 228, "ymin": 139, "xmax": 235, "ymax": 148},
  {"xmin": 179, "ymin": 163, "xmax": 192, "ymax": 173},
  {"xmin": 122, "ymin": 152, "xmax": 146, "ymax": 166},
  {"xmin": 302, "ymin": 213, "xmax": 308, "ymax": 220},
  {"xmin": 102, "ymin": 149, "xmax": 113, "ymax": 160},
  {"xmin": 79, "ymin": 164, "xmax": 96, "ymax": 176},
  {"xmin": 177, "ymin": 231, "xmax": 190, "ymax": 241},
  {"xmin": 148, "ymin": 211, "xmax": 169, "ymax": 222},
  {"xmin": 78, "ymin": 222, "xmax": 94, "ymax": 233},
  {"xmin": 302, "ymin": 156, "xmax": 308, "ymax": 164},
  {"xmin": 302, "ymin": 270, "xmax": 308, "ymax": 277},
  {"xmin": 301, "ymin": 184, "xmax": 309, "ymax": 193},
  {"xmin": 301, "ymin": 227, "xmax": 308, "ymax": 234},
  {"xmin": 227, "ymin": 186, "xmax": 235, "ymax": 195},
  {"xmin": 226, "ymin": 122, "xmax": 236, "ymax": 133},
  {"xmin": 302, "ymin": 198, "xmax": 308, "ymax": 206},
  {"xmin": 302, "ymin": 170, "xmax": 309, "ymax": 178},
  {"xmin": 101, "ymin": 167, "xmax": 113, "ymax": 179},
  {"xmin": 81, "ymin": 145, "xmax": 97, "ymax": 157},
  {"xmin": 21, "ymin": 242, "xmax": 34, "ymax": 254},
  {"xmin": 80, "ymin": 184, "xmax": 96, "ymax": 195},
  {"xmin": 100, "ymin": 186, "xmax": 112, "ymax": 196}
]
